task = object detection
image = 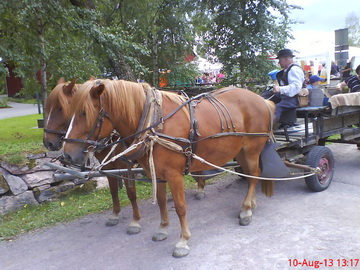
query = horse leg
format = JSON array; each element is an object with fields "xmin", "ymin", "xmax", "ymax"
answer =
[
  {"xmin": 236, "ymin": 150, "xmax": 261, "ymax": 226},
  {"xmin": 152, "ymin": 182, "xmax": 169, "ymax": 241},
  {"xmin": 194, "ymin": 175, "xmax": 205, "ymax": 200},
  {"xmin": 167, "ymin": 174, "xmax": 191, "ymax": 258},
  {"xmin": 124, "ymin": 179, "xmax": 142, "ymax": 235},
  {"xmin": 105, "ymin": 176, "xmax": 121, "ymax": 226}
]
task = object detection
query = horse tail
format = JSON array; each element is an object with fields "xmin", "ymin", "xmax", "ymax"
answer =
[
  {"xmin": 261, "ymin": 99, "xmax": 276, "ymax": 197},
  {"xmin": 261, "ymin": 180, "xmax": 274, "ymax": 197},
  {"xmin": 264, "ymin": 99, "xmax": 276, "ymax": 118}
]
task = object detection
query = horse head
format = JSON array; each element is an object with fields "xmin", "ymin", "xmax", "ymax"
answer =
[
  {"xmin": 43, "ymin": 77, "xmax": 78, "ymax": 151},
  {"xmin": 62, "ymin": 79, "xmax": 115, "ymax": 165}
]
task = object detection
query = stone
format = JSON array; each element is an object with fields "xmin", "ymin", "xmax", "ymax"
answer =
[
  {"xmin": 21, "ymin": 171, "xmax": 59, "ymax": 188},
  {"xmin": 27, "ymin": 158, "xmax": 62, "ymax": 173},
  {"xmin": 0, "ymin": 191, "xmax": 39, "ymax": 214},
  {"xmin": 32, "ymin": 184, "xmax": 51, "ymax": 202},
  {"xmin": 1, "ymin": 158, "xmax": 62, "ymax": 175},
  {"xmin": 26, "ymin": 153, "xmax": 46, "ymax": 160},
  {"xmin": 33, "ymin": 186, "xmax": 57, "ymax": 203},
  {"xmin": 56, "ymin": 181, "xmax": 75, "ymax": 193},
  {"xmin": 94, "ymin": 176, "xmax": 109, "ymax": 189},
  {"xmin": 0, "ymin": 169, "xmax": 10, "ymax": 194},
  {"xmin": 72, "ymin": 178, "xmax": 88, "ymax": 185},
  {"xmin": 1, "ymin": 161, "xmax": 29, "ymax": 175},
  {"xmin": 45, "ymin": 151, "xmax": 62, "ymax": 159},
  {"xmin": 2, "ymin": 169, "xmax": 28, "ymax": 195},
  {"xmin": 33, "ymin": 181, "xmax": 75, "ymax": 203}
]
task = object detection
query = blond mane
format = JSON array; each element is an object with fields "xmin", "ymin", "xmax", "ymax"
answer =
[
  {"xmin": 45, "ymin": 82, "xmax": 78, "ymax": 118},
  {"xmin": 71, "ymin": 79, "xmax": 190, "ymax": 130}
]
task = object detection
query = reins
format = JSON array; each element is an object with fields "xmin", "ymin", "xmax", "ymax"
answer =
[
  {"xmin": 67, "ymin": 86, "xmax": 318, "ymax": 204},
  {"xmin": 44, "ymin": 128, "xmax": 67, "ymax": 136}
]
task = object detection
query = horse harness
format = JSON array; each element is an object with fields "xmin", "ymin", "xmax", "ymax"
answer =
[
  {"xmin": 89, "ymin": 87, "xmax": 271, "ymax": 175},
  {"xmin": 44, "ymin": 127, "xmax": 67, "ymax": 143}
]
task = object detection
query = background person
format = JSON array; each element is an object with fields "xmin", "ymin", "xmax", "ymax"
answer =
[
  {"xmin": 261, "ymin": 49, "xmax": 305, "ymax": 123},
  {"xmin": 307, "ymin": 75, "xmax": 325, "ymax": 106},
  {"xmin": 337, "ymin": 65, "xmax": 360, "ymax": 93}
]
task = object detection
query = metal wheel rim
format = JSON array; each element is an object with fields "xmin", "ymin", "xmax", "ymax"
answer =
[{"xmin": 318, "ymin": 156, "xmax": 332, "ymax": 184}]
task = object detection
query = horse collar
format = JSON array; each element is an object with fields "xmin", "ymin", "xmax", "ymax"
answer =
[{"xmin": 124, "ymin": 88, "xmax": 163, "ymax": 161}]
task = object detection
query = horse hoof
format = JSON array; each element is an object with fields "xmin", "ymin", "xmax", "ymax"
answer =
[
  {"xmin": 172, "ymin": 247, "xmax": 189, "ymax": 258},
  {"xmin": 127, "ymin": 225, "xmax": 141, "ymax": 235},
  {"xmin": 239, "ymin": 215, "xmax": 252, "ymax": 226},
  {"xmin": 152, "ymin": 232, "xmax": 168, "ymax": 242},
  {"xmin": 195, "ymin": 191, "xmax": 205, "ymax": 200},
  {"xmin": 105, "ymin": 216, "xmax": 119, "ymax": 226}
]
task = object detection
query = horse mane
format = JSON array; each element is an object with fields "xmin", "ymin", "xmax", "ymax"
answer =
[
  {"xmin": 45, "ymin": 82, "xmax": 78, "ymax": 118},
  {"xmin": 71, "ymin": 79, "xmax": 190, "ymax": 130}
]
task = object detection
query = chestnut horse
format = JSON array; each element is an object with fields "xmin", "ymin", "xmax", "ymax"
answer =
[
  {"xmin": 43, "ymin": 78, "xmax": 141, "ymax": 234},
  {"xmin": 62, "ymin": 79, "xmax": 275, "ymax": 257}
]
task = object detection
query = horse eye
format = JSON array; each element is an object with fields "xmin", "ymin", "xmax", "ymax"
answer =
[
  {"xmin": 58, "ymin": 107, "xmax": 63, "ymax": 112},
  {"xmin": 81, "ymin": 111, "xmax": 86, "ymax": 116}
]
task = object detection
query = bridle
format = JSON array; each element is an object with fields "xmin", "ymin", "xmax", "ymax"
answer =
[
  {"xmin": 44, "ymin": 119, "xmax": 68, "ymax": 144},
  {"xmin": 63, "ymin": 107, "xmax": 112, "ymax": 150}
]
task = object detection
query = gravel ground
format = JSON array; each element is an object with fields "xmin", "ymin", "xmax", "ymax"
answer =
[{"xmin": 1, "ymin": 143, "xmax": 359, "ymax": 270}]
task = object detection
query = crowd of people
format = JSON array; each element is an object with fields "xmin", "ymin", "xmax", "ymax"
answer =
[
  {"xmin": 196, "ymin": 71, "xmax": 225, "ymax": 84},
  {"xmin": 262, "ymin": 48, "xmax": 360, "ymax": 127}
]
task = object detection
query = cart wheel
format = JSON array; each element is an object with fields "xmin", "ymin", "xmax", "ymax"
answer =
[{"xmin": 304, "ymin": 146, "xmax": 334, "ymax": 192}]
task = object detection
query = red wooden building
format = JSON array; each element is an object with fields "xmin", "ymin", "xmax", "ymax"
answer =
[{"xmin": 4, "ymin": 63, "xmax": 23, "ymax": 97}]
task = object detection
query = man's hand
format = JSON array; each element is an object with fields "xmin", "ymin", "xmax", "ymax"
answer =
[{"xmin": 273, "ymin": 85, "xmax": 280, "ymax": 93}]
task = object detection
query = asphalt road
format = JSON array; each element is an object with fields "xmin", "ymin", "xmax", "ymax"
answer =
[
  {"xmin": 1, "ymin": 143, "xmax": 359, "ymax": 270},
  {"xmin": 0, "ymin": 97, "xmax": 41, "ymax": 120}
]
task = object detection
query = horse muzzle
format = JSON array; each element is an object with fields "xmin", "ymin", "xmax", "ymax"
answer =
[
  {"xmin": 43, "ymin": 136, "xmax": 62, "ymax": 151},
  {"xmin": 62, "ymin": 146, "xmax": 87, "ymax": 166}
]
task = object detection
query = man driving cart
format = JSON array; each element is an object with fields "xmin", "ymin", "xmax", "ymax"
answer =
[{"xmin": 262, "ymin": 49, "xmax": 305, "ymax": 127}]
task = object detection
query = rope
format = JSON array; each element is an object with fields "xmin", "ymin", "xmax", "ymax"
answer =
[
  {"xmin": 94, "ymin": 124, "xmax": 319, "ymax": 206},
  {"xmin": 148, "ymin": 138, "xmax": 157, "ymax": 204},
  {"xmin": 191, "ymin": 154, "xmax": 318, "ymax": 181},
  {"xmin": 97, "ymin": 141, "xmax": 118, "ymax": 167},
  {"xmin": 96, "ymin": 140, "xmax": 145, "ymax": 170}
]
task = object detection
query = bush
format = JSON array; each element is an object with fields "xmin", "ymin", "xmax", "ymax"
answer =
[
  {"xmin": 20, "ymin": 77, "xmax": 40, "ymax": 98},
  {"xmin": 0, "ymin": 97, "xmax": 9, "ymax": 108}
]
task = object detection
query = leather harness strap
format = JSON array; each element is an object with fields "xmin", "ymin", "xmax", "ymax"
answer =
[{"xmin": 74, "ymin": 87, "xmax": 271, "ymax": 178}]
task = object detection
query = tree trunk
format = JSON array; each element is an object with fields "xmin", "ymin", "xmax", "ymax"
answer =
[
  {"xmin": 151, "ymin": 33, "xmax": 159, "ymax": 87},
  {"xmin": 36, "ymin": 11, "xmax": 47, "ymax": 118},
  {"xmin": 108, "ymin": 53, "xmax": 136, "ymax": 81}
]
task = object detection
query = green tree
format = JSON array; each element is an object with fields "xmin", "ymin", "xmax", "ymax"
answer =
[
  {"xmin": 0, "ymin": 0, "xmax": 300, "ymax": 101},
  {"xmin": 106, "ymin": 0, "xmax": 199, "ymax": 86},
  {"xmin": 195, "ymin": 0, "xmax": 299, "ymax": 85},
  {"xmin": 346, "ymin": 12, "xmax": 360, "ymax": 47},
  {"xmin": 0, "ymin": 0, "xmax": 101, "ymax": 111}
]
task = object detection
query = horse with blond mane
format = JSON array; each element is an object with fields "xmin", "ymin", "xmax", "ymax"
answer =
[
  {"xmin": 43, "ymin": 78, "xmax": 142, "ymax": 233},
  {"xmin": 62, "ymin": 79, "xmax": 275, "ymax": 257}
]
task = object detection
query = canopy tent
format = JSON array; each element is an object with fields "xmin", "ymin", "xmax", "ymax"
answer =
[
  {"xmin": 195, "ymin": 57, "xmax": 222, "ymax": 73},
  {"xmin": 295, "ymin": 51, "xmax": 332, "ymax": 85}
]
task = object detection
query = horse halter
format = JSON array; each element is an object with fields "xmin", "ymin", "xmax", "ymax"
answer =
[
  {"xmin": 44, "ymin": 127, "xmax": 67, "ymax": 136},
  {"xmin": 63, "ymin": 106, "xmax": 112, "ymax": 151},
  {"xmin": 44, "ymin": 122, "xmax": 68, "ymax": 144}
]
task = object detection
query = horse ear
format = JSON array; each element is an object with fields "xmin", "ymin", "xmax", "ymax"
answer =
[
  {"xmin": 63, "ymin": 77, "xmax": 78, "ymax": 96},
  {"xmin": 57, "ymin": 77, "xmax": 66, "ymax": 85},
  {"xmin": 89, "ymin": 76, "xmax": 96, "ymax": 80},
  {"xmin": 90, "ymin": 84, "xmax": 105, "ymax": 99}
]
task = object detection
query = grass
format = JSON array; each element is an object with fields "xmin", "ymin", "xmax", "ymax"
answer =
[
  {"xmin": 0, "ymin": 114, "xmax": 195, "ymax": 240},
  {"xmin": 0, "ymin": 176, "xmax": 196, "ymax": 240},
  {"xmin": 0, "ymin": 114, "xmax": 198, "ymax": 239},
  {"xmin": 0, "ymin": 114, "xmax": 46, "ymax": 165}
]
